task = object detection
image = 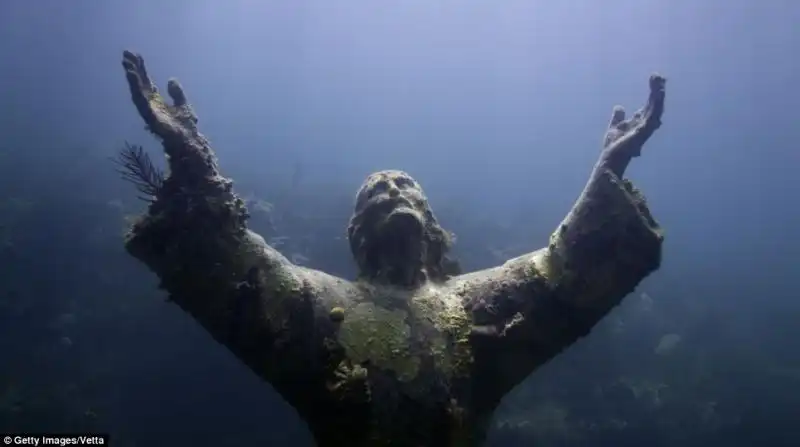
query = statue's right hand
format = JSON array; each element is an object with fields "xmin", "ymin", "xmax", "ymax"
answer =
[
  {"xmin": 122, "ymin": 51, "xmax": 199, "ymax": 144},
  {"xmin": 603, "ymin": 73, "xmax": 666, "ymax": 154}
]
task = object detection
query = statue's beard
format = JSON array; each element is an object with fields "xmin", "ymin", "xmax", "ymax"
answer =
[{"xmin": 369, "ymin": 206, "xmax": 426, "ymax": 286}]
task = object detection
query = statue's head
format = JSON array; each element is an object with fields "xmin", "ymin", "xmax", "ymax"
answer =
[{"xmin": 347, "ymin": 170, "xmax": 457, "ymax": 287}]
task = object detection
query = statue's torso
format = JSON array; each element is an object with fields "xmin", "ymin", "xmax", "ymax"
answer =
[
  {"xmin": 311, "ymin": 278, "xmax": 484, "ymax": 446},
  {"xmin": 336, "ymin": 282, "xmax": 474, "ymax": 387}
]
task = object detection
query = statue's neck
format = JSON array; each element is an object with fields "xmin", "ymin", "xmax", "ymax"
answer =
[{"xmin": 368, "ymin": 262, "xmax": 427, "ymax": 289}]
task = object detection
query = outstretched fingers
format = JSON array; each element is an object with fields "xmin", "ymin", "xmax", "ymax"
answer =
[
  {"xmin": 604, "ymin": 74, "xmax": 667, "ymax": 148},
  {"xmin": 644, "ymin": 73, "xmax": 666, "ymax": 129},
  {"xmin": 122, "ymin": 50, "xmax": 190, "ymax": 141},
  {"xmin": 122, "ymin": 51, "xmax": 156, "ymax": 95},
  {"xmin": 122, "ymin": 52, "xmax": 158, "ymax": 129},
  {"xmin": 120, "ymin": 51, "xmax": 220, "ymax": 184}
]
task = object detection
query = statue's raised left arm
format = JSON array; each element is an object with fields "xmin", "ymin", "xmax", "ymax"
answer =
[{"xmin": 453, "ymin": 75, "xmax": 666, "ymax": 406}]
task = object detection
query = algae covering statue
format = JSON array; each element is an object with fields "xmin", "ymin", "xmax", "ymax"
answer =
[{"xmin": 117, "ymin": 50, "xmax": 666, "ymax": 447}]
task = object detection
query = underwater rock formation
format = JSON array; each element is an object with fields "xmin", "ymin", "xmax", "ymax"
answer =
[{"xmin": 117, "ymin": 50, "xmax": 666, "ymax": 447}]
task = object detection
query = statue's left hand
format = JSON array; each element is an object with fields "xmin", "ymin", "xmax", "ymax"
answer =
[{"xmin": 602, "ymin": 74, "xmax": 666, "ymax": 168}]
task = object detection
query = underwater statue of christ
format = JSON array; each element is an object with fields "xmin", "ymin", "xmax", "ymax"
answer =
[{"xmin": 116, "ymin": 50, "xmax": 666, "ymax": 447}]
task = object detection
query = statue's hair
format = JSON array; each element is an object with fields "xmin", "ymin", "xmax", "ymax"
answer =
[{"xmin": 347, "ymin": 202, "xmax": 458, "ymax": 283}]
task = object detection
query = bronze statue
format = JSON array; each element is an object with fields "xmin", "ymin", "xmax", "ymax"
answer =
[{"xmin": 118, "ymin": 50, "xmax": 666, "ymax": 447}]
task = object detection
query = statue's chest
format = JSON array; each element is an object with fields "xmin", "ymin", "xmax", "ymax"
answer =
[
  {"xmin": 334, "ymin": 287, "xmax": 473, "ymax": 385},
  {"xmin": 322, "ymin": 287, "xmax": 478, "ymax": 446}
]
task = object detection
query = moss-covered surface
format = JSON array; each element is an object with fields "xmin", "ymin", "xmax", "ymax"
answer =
[
  {"xmin": 410, "ymin": 291, "xmax": 473, "ymax": 380},
  {"xmin": 258, "ymin": 268, "xmax": 302, "ymax": 326},
  {"xmin": 337, "ymin": 302, "xmax": 419, "ymax": 382}
]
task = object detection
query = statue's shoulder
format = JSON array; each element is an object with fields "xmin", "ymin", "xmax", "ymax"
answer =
[
  {"xmin": 295, "ymin": 266, "xmax": 365, "ymax": 307},
  {"xmin": 444, "ymin": 248, "xmax": 552, "ymax": 304}
]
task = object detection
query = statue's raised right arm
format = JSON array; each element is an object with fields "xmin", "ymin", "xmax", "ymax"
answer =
[
  {"xmin": 118, "ymin": 51, "xmax": 359, "ymax": 425},
  {"xmin": 453, "ymin": 74, "xmax": 666, "ymax": 405}
]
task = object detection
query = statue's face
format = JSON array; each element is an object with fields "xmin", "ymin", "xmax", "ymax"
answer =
[{"xmin": 348, "ymin": 170, "xmax": 450, "ymax": 287}]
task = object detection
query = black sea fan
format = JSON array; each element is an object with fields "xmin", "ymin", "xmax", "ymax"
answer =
[{"xmin": 111, "ymin": 142, "xmax": 165, "ymax": 202}]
